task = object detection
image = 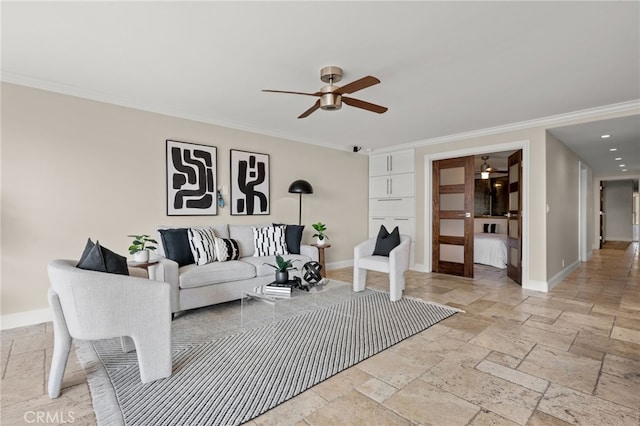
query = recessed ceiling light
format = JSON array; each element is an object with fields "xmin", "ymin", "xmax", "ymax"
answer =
[
  {"xmin": 622, "ymin": 169, "xmax": 628, "ymax": 172},
  {"xmin": 609, "ymin": 148, "xmax": 618, "ymax": 151},
  {"xmin": 601, "ymin": 134, "xmax": 611, "ymax": 139},
  {"xmin": 615, "ymin": 157, "xmax": 622, "ymax": 160},
  {"xmin": 619, "ymin": 164, "xmax": 626, "ymax": 167}
]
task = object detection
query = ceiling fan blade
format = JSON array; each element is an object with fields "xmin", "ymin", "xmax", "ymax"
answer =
[
  {"xmin": 342, "ymin": 97, "xmax": 388, "ymax": 114},
  {"xmin": 298, "ymin": 100, "xmax": 321, "ymax": 119},
  {"xmin": 334, "ymin": 76, "xmax": 380, "ymax": 95},
  {"xmin": 262, "ymin": 89, "xmax": 321, "ymax": 97}
]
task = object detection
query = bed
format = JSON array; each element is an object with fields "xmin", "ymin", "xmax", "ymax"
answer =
[{"xmin": 474, "ymin": 233, "xmax": 508, "ymax": 269}]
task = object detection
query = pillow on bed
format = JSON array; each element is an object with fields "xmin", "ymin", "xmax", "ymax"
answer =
[{"xmin": 483, "ymin": 224, "xmax": 498, "ymax": 233}]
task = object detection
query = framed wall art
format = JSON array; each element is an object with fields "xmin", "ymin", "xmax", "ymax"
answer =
[
  {"xmin": 166, "ymin": 140, "xmax": 217, "ymax": 216},
  {"xmin": 230, "ymin": 149, "xmax": 270, "ymax": 215}
]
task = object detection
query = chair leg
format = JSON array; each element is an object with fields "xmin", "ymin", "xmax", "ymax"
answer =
[
  {"xmin": 353, "ymin": 267, "xmax": 367, "ymax": 292},
  {"xmin": 131, "ymin": 332, "xmax": 172, "ymax": 383},
  {"xmin": 47, "ymin": 290, "xmax": 72, "ymax": 398},
  {"xmin": 389, "ymin": 271, "xmax": 405, "ymax": 302}
]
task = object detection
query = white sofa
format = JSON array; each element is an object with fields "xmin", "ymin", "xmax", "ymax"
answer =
[{"xmin": 151, "ymin": 224, "xmax": 319, "ymax": 314}]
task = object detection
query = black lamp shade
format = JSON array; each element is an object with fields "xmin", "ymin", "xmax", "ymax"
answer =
[{"xmin": 288, "ymin": 180, "xmax": 313, "ymax": 194}]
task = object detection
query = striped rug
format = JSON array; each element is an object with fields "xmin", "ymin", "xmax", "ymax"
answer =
[{"xmin": 76, "ymin": 288, "xmax": 460, "ymax": 426}]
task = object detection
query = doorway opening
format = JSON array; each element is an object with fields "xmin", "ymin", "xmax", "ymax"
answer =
[{"xmin": 425, "ymin": 140, "xmax": 530, "ymax": 288}]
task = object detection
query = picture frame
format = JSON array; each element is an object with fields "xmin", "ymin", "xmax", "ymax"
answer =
[
  {"xmin": 230, "ymin": 149, "xmax": 270, "ymax": 215},
  {"xmin": 166, "ymin": 140, "xmax": 217, "ymax": 216}
]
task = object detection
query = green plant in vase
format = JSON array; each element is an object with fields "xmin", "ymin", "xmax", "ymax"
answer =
[
  {"xmin": 128, "ymin": 234, "xmax": 157, "ymax": 262},
  {"xmin": 312, "ymin": 222, "xmax": 329, "ymax": 246},
  {"xmin": 264, "ymin": 254, "xmax": 299, "ymax": 284}
]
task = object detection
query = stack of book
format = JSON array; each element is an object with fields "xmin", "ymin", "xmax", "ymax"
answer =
[{"xmin": 262, "ymin": 284, "xmax": 292, "ymax": 297}]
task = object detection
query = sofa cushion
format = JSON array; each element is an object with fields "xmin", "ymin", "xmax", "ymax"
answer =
[
  {"xmin": 214, "ymin": 237, "xmax": 240, "ymax": 261},
  {"xmin": 158, "ymin": 228, "xmax": 194, "ymax": 267},
  {"xmin": 252, "ymin": 225, "xmax": 288, "ymax": 257},
  {"xmin": 229, "ymin": 223, "xmax": 269, "ymax": 257},
  {"xmin": 188, "ymin": 227, "xmax": 218, "ymax": 265},
  {"xmin": 242, "ymin": 254, "xmax": 309, "ymax": 277},
  {"xmin": 178, "ymin": 260, "xmax": 256, "ymax": 289}
]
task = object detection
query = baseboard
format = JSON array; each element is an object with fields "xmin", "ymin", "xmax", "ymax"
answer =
[
  {"xmin": 1, "ymin": 307, "xmax": 52, "ymax": 330},
  {"xmin": 411, "ymin": 263, "xmax": 427, "ymax": 272},
  {"xmin": 326, "ymin": 259, "xmax": 353, "ymax": 270},
  {"xmin": 547, "ymin": 260, "xmax": 580, "ymax": 291},
  {"xmin": 523, "ymin": 279, "xmax": 548, "ymax": 292}
]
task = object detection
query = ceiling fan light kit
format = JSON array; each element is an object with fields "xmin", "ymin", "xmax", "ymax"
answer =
[{"xmin": 262, "ymin": 65, "xmax": 388, "ymax": 118}]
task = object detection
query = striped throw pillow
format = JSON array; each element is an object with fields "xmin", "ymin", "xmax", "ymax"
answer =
[
  {"xmin": 213, "ymin": 238, "xmax": 240, "ymax": 262},
  {"xmin": 188, "ymin": 227, "xmax": 217, "ymax": 265},
  {"xmin": 252, "ymin": 225, "xmax": 288, "ymax": 257}
]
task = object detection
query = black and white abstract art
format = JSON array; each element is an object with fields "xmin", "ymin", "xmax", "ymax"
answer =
[
  {"xmin": 166, "ymin": 140, "xmax": 217, "ymax": 216},
  {"xmin": 230, "ymin": 150, "xmax": 270, "ymax": 215}
]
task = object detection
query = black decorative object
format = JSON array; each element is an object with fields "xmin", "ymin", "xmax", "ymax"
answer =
[
  {"xmin": 231, "ymin": 150, "xmax": 270, "ymax": 215},
  {"xmin": 166, "ymin": 140, "xmax": 217, "ymax": 216},
  {"xmin": 302, "ymin": 261, "xmax": 323, "ymax": 285},
  {"xmin": 288, "ymin": 180, "xmax": 313, "ymax": 225}
]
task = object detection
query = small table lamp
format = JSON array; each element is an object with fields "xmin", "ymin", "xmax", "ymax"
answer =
[{"xmin": 288, "ymin": 180, "xmax": 313, "ymax": 225}]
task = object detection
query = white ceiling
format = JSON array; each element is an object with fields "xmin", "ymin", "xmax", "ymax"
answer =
[{"xmin": 2, "ymin": 1, "xmax": 639, "ymax": 177}]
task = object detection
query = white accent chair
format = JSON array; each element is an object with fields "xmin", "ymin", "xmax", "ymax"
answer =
[
  {"xmin": 353, "ymin": 235, "xmax": 411, "ymax": 301},
  {"xmin": 47, "ymin": 259, "xmax": 172, "ymax": 398}
]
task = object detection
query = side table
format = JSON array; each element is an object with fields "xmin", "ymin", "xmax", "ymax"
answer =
[
  {"xmin": 311, "ymin": 243, "xmax": 331, "ymax": 277},
  {"xmin": 128, "ymin": 260, "xmax": 159, "ymax": 278}
]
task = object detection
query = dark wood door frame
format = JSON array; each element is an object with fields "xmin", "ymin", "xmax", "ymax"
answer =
[{"xmin": 432, "ymin": 156, "xmax": 475, "ymax": 278}]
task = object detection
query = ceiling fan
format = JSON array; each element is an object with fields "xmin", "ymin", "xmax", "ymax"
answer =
[
  {"xmin": 262, "ymin": 66, "xmax": 388, "ymax": 119},
  {"xmin": 477, "ymin": 156, "xmax": 507, "ymax": 179}
]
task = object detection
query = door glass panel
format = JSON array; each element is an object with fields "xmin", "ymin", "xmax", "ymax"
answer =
[
  {"xmin": 440, "ymin": 219, "xmax": 464, "ymax": 237},
  {"xmin": 510, "ymin": 247, "xmax": 519, "ymax": 266},
  {"xmin": 509, "ymin": 191, "xmax": 519, "ymax": 210},
  {"xmin": 509, "ymin": 219, "xmax": 519, "ymax": 238},
  {"xmin": 440, "ymin": 244, "xmax": 464, "ymax": 263},
  {"xmin": 440, "ymin": 193, "xmax": 464, "ymax": 211},
  {"xmin": 509, "ymin": 164, "xmax": 519, "ymax": 183},
  {"xmin": 440, "ymin": 167, "xmax": 464, "ymax": 185}
]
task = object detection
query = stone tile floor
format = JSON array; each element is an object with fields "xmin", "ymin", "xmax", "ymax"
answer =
[{"xmin": 2, "ymin": 244, "xmax": 638, "ymax": 425}]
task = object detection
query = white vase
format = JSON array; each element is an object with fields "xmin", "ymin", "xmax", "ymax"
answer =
[
  {"xmin": 316, "ymin": 237, "xmax": 327, "ymax": 246},
  {"xmin": 133, "ymin": 250, "xmax": 149, "ymax": 262}
]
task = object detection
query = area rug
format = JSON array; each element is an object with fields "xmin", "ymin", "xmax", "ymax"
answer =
[{"xmin": 76, "ymin": 288, "xmax": 461, "ymax": 426}]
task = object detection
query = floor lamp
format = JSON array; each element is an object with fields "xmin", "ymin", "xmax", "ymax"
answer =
[{"xmin": 288, "ymin": 180, "xmax": 313, "ymax": 225}]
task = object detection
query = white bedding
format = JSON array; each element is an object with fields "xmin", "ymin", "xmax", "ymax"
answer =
[{"xmin": 474, "ymin": 233, "xmax": 507, "ymax": 269}]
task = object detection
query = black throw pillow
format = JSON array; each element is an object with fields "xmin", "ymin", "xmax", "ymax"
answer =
[
  {"xmin": 483, "ymin": 224, "xmax": 490, "ymax": 233},
  {"xmin": 77, "ymin": 239, "xmax": 129, "ymax": 275},
  {"xmin": 159, "ymin": 228, "xmax": 194, "ymax": 266},
  {"xmin": 490, "ymin": 223, "xmax": 497, "ymax": 233},
  {"xmin": 372, "ymin": 225, "xmax": 401, "ymax": 257},
  {"xmin": 273, "ymin": 223, "xmax": 305, "ymax": 255}
]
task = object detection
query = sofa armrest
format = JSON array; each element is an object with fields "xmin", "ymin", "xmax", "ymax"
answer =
[
  {"xmin": 149, "ymin": 256, "xmax": 180, "ymax": 313},
  {"xmin": 300, "ymin": 245, "xmax": 319, "ymax": 262}
]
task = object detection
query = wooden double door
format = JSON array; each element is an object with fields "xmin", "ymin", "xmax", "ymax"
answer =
[{"xmin": 433, "ymin": 151, "xmax": 522, "ymax": 284}]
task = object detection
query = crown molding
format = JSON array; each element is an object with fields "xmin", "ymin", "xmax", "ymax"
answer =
[{"xmin": 369, "ymin": 99, "xmax": 640, "ymax": 155}]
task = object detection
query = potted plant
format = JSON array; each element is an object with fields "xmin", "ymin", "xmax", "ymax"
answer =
[
  {"xmin": 312, "ymin": 222, "xmax": 329, "ymax": 246},
  {"xmin": 264, "ymin": 254, "xmax": 299, "ymax": 284},
  {"xmin": 128, "ymin": 234, "xmax": 158, "ymax": 262}
]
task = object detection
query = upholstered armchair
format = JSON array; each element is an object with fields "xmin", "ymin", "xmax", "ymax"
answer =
[
  {"xmin": 47, "ymin": 259, "xmax": 172, "ymax": 398},
  {"xmin": 353, "ymin": 234, "xmax": 411, "ymax": 301}
]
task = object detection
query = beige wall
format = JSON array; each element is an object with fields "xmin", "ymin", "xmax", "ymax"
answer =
[
  {"xmin": 1, "ymin": 83, "xmax": 368, "ymax": 316},
  {"xmin": 545, "ymin": 131, "xmax": 581, "ymax": 278}
]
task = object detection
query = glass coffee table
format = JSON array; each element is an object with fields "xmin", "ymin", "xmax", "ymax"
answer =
[{"xmin": 240, "ymin": 279, "xmax": 352, "ymax": 328}]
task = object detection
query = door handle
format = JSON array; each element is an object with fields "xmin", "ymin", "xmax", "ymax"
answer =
[{"xmin": 458, "ymin": 212, "xmax": 471, "ymax": 217}]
